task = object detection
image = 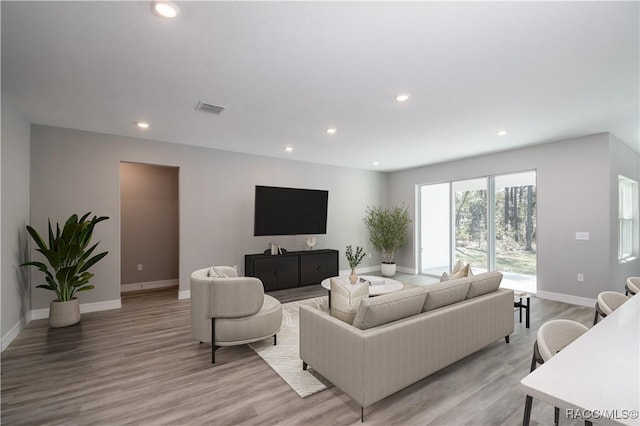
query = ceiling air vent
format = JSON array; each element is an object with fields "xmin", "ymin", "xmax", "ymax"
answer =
[{"xmin": 195, "ymin": 101, "xmax": 225, "ymax": 115}]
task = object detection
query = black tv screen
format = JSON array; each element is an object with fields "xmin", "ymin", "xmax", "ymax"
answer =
[{"xmin": 254, "ymin": 185, "xmax": 328, "ymax": 236}]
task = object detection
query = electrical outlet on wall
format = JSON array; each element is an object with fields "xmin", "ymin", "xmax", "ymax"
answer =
[
  {"xmin": 577, "ymin": 273, "xmax": 584, "ymax": 282},
  {"xmin": 137, "ymin": 264, "xmax": 143, "ymax": 271}
]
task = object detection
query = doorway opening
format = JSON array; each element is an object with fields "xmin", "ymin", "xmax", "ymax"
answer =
[{"xmin": 119, "ymin": 162, "xmax": 179, "ymax": 299}]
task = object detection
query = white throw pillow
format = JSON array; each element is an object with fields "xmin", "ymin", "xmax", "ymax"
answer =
[{"xmin": 207, "ymin": 267, "xmax": 228, "ymax": 278}]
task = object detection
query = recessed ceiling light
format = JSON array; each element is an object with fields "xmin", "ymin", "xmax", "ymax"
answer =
[
  {"xmin": 373, "ymin": 161, "xmax": 380, "ymax": 166},
  {"xmin": 285, "ymin": 146, "xmax": 293, "ymax": 152},
  {"xmin": 497, "ymin": 130, "xmax": 508, "ymax": 136},
  {"xmin": 151, "ymin": 1, "xmax": 180, "ymax": 18},
  {"xmin": 137, "ymin": 122, "xmax": 150, "ymax": 129},
  {"xmin": 326, "ymin": 128, "xmax": 337, "ymax": 135},
  {"xmin": 395, "ymin": 94, "xmax": 410, "ymax": 102}
]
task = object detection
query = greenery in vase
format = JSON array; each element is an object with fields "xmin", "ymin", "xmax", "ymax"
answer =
[
  {"xmin": 345, "ymin": 245, "xmax": 366, "ymax": 269},
  {"xmin": 21, "ymin": 212, "xmax": 109, "ymax": 302},
  {"xmin": 363, "ymin": 204, "xmax": 412, "ymax": 264}
]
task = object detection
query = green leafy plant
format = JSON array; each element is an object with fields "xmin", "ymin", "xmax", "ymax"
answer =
[
  {"xmin": 21, "ymin": 212, "xmax": 109, "ymax": 301},
  {"xmin": 345, "ymin": 245, "xmax": 366, "ymax": 269},
  {"xmin": 363, "ymin": 204, "xmax": 412, "ymax": 264}
]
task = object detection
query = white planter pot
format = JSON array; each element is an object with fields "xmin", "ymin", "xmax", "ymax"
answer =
[
  {"xmin": 380, "ymin": 262, "xmax": 397, "ymax": 277},
  {"xmin": 49, "ymin": 298, "xmax": 81, "ymax": 328}
]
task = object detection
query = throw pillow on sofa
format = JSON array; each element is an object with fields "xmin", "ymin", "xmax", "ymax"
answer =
[{"xmin": 440, "ymin": 261, "xmax": 473, "ymax": 282}]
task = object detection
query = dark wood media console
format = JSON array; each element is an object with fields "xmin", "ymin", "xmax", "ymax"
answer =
[{"xmin": 244, "ymin": 249, "xmax": 339, "ymax": 292}]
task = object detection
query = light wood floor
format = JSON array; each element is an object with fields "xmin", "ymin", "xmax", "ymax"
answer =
[{"xmin": 1, "ymin": 274, "xmax": 595, "ymax": 425}]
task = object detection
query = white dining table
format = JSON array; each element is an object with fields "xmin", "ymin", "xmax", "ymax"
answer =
[{"xmin": 520, "ymin": 293, "xmax": 640, "ymax": 425}]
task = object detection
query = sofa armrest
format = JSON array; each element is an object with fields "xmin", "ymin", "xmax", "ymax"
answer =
[{"xmin": 299, "ymin": 305, "xmax": 367, "ymax": 406}]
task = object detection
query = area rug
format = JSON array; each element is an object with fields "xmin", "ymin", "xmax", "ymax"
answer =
[{"xmin": 249, "ymin": 296, "xmax": 333, "ymax": 398}]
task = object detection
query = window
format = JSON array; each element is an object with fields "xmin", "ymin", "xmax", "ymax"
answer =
[{"xmin": 618, "ymin": 175, "xmax": 638, "ymax": 261}]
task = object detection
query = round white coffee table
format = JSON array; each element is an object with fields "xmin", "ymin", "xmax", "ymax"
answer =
[{"xmin": 321, "ymin": 275, "xmax": 403, "ymax": 297}]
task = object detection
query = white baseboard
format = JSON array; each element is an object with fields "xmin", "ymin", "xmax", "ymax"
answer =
[
  {"xmin": 536, "ymin": 290, "xmax": 596, "ymax": 308},
  {"xmin": 30, "ymin": 299, "xmax": 122, "ymax": 320},
  {"xmin": 340, "ymin": 264, "xmax": 415, "ymax": 276},
  {"xmin": 178, "ymin": 290, "xmax": 190, "ymax": 300},
  {"xmin": 121, "ymin": 279, "xmax": 178, "ymax": 292},
  {"xmin": 339, "ymin": 265, "xmax": 381, "ymax": 276},
  {"xmin": 396, "ymin": 265, "xmax": 417, "ymax": 274},
  {"xmin": 1, "ymin": 314, "xmax": 29, "ymax": 352}
]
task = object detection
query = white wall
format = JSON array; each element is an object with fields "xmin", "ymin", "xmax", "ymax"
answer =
[
  {"xmin": 1, "ymin": 97, "xmax": 31, "ymax": 350},
  {"xmin": 29, "ymin": 125, "xmax": 388, "ymax": 308},
  {"xmin": 389, "ymin": 133, "xmax": 638, "ymax": 304}
]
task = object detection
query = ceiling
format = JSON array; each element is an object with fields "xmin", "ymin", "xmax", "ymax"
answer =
[{"xmin": 2, "ymin": 1, "xmax": 638, "ymax": 172}]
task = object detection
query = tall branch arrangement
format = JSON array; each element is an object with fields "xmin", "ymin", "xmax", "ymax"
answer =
[
  {"xmin": 363, "ymin": 204, "xmax": 411, "ymax": 263},
  {"xmin": 345, "ymin": 245, "xmax": 366, "ymax": 269}
]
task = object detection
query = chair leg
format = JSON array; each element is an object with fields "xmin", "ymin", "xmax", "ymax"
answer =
[
  {"xmin": 505, "ymin": 335, "xmax": 510, "ymax": 344},
  {"xmin": 585, "ymin": 421, "xmax": 593, "ymax": 426},
  {"xmin": 523, "ymin": 395, "xmax": 533, "ymax": 426},
  {"xmin": 554, "ymin": 406, "xmax": 560, "ymax": 425},
  {"xmin": 530, "ymin": 342, "xmax": 539, "ymax": 372},
  {"xmin": 361, "ymin": 407, "xmax": 364, "ymax": 423},
  {"xmin": 211, "ymin": 318, "xmax": 219, "ymax": 364},
  {"xmin": 273, "ymin": 334, "xmax": 277, "ymax": 346},
  {"xmin": 593, "ymin": 309, "xmax": 599, "ymax": 325},
  {"xmin": 302, "ymin": 361, "xmax": 308, "ymax": 371}
]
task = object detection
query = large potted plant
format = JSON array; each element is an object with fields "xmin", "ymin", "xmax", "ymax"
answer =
[
  {"xmin": 21, "ymin": 212, "xmax": 109, "ymax": 327},
  {"xmin": 363, "ymin": 204, "xmax": 411, "ymax": 277}
]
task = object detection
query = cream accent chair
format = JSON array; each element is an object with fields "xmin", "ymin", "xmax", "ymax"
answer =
[
  {"xmin": 626, "ymin": 277, "xmax": 639, "ymax": 296},
  {"xmin": 190, "ymin": 266, "xmax": 282, "ymax": 364},
  {"xmin": 329, "ymin": 278, "xmax": 368, "ymax": 323}
]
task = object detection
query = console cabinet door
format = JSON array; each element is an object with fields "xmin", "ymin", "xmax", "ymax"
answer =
[
  {"xmin": 275, "ymin": 255, "xmax": 299, "ymax": 290},
  {"xmin": 252, "ymin": 258, "xmax": 278, "ymax": 291},
  {"xmin": 249, "ymin": 255, "xmax": 299, "ymax": 291},
  {"xmin": 299, "ymin": 251, "xmax": 338, "ymax": 285},
  {"xmin": 317, "ymin": 251, "xmax": 338, "ymax": 281}
]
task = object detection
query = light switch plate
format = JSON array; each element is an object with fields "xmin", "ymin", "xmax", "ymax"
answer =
[{"xmin": 575, "ymin": 232, "xmax": 590, "ymax": 240}]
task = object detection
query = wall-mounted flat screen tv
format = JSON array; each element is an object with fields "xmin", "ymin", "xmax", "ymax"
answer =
[{"xmin": 254, "ymin": 185, "xmax": 328, "ymax": 236}]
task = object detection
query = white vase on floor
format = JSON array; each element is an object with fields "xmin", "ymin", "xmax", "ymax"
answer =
[
  {"xmin": 49, "ymin": 298, "xmax": 81, "ymax": 328},
  {"xmin": 380, "ymin": 262, "xmax": 396, "ymax": 277}
]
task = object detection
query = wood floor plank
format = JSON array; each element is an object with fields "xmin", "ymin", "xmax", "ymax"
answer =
[{"xmin": 1, "ymin": 276, "xmax": 595, "ymax": 425}]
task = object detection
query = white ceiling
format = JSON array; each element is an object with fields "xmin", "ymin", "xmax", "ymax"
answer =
[{"xmin": 2, "ymin": 1, "xmax": 639, "ymax": 172}]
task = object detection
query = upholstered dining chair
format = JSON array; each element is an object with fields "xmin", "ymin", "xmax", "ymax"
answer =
[
  {"xmin": 625, "ymin": 277, "xmax": 639, "ymax": 296},
  {"xmin": 593, "ymin": 291, "xmax": 629, "ymax": 325},
  {"xmin": 523, "ymin": 319, "xmax": 590, "ymax": 426},
  {"xmin": 190, "ymin": 266, "xmax": 282, "ymax": 364}
]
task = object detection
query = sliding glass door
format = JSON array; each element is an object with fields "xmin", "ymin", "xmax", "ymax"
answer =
[
  {"xmin": 453, "ymin": 178, "xmax": 488, "ymax": 274},
  {"xmin": 493, "ymin": 171, "xmax": 537, "ymax": 292},
  {"xmin": 419, "ymin": 183, "xmax": 450, "ymax": 277},
  {"xmin": 418, "ymin": 170, "xmax": 537, "ymax": 292}
]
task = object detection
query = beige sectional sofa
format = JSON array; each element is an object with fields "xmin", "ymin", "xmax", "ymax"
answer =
[{"xmin": 299, "ymin": 271, "xmax": 514, "ymax": 420}]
